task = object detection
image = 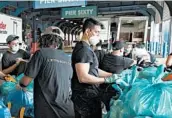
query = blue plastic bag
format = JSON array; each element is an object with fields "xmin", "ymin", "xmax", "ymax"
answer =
[
  {"xmin": 5, "ymin": 89, "xmax": 33, "ymax": 117},
  {"xmin": 121, "ymin": 65, "xmax": 138, "ymax": 86},
  {"xmin": 108, "ymin": 80, "xmax": 172, "ymax": 118},
  {"xmin": 0, "ymin": 73, "xmax": 33, "ymax": 96},
  {"xmin": 119, "ymin": 79, "xmax": 150, "ymax": 102},
  {"xmin": 24, "ymin": 105, "xmax": 34, "ymax": 118},
  {"xmin": 111, "ymin": 66, "xmax": 139, "ymax": 98},
  {"xmin": 0, "ymin": 101, "xmax": 11, "ymax": 118},
  {"xmin": 105, "ymin": 99, "xmax": 136, "ymax": 118},
  {"xmin": 125, "ymin": 81, "xmax": 172, "ymax": 117},
  {"xmin": 138, "ymin": 65, "xmax": 164, "ymax": 80},
  {"xmin": 0, "ymin": 82, "xmax": 16, "ymax": 96}
]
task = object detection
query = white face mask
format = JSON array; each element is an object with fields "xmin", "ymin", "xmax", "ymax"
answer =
[
  {"xmin": 11, "ymin": 45, "xmax": 19, "ymax": 53},
  {"xmin": 89, "ymin": 36, "xmax": 100, "ymax": 46}
]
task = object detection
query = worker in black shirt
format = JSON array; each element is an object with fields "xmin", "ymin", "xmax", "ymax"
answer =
[
  {"xmin": 72, "ymin": 18, "xmax": 123, "ymax": 118},
  {"xmin": 94, "ymin": 40, "xmax": 106, "ymax": 68},
  {"xmin": 100, "ymin": 41, "xmax": 135, "ymax": 111},
  {"xmin": 2, "ymin": 35, "xmax": 30, "ymax": 76},
  {"xmin": 101, "ymin": 41, "xmax": 134, "ymax": 74},
  {"xmin": 19, "ymin": 27, "xmax": 75, "ymax": 118}
]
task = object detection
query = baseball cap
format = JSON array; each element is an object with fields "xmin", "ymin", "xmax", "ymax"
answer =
[
  {"xmin": 112, "ymin": 41, "xmax": 125, "ymax": 50},
  {"xmin": 41, "ymin": 26, "xmax": 64, "ymax": 40},
  {"xmin": 6, "ymin": 35, "xmax": 19, "ymax": 44}
]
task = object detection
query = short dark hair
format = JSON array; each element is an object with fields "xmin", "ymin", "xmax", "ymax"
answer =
[
  {"xmin": 83, "ymin": 18, "xmax": 103, "ymax": 33},
  {"xmin": 39, "ymin": 34, "xmax": 63, "ymax": 49},
  {"xmin": 112, "ymin": 41, "xmax": 125, "ymax": 50}
]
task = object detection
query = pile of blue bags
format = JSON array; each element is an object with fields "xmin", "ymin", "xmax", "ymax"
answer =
[
  {"xmin": 105, "ymin": 65, "xmax": 172, "ymax": 118},
  {"xmin": 0, "ymin": 73, "xmax": 34, "ymax": 118},
  {"xmin": 0, "ymin": 100, "xmax": 11, "ymax": 118},
  {"xmin": 5, "ymin": 89, "xmax": 34, "ymax": 117}
]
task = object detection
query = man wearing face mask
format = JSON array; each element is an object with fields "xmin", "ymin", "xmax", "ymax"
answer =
[
  {"xmin": 124, "ymin": 44, "xmax": 133, "ymax": 58},
  {"xmin": 2, "ymin": 35, "xmax": 30, "ymax": 76},
  {"xmin": 101, "ymin": 41, "xmax": 135, "ymax": 74},
  {"xmin": 99, "ymin": 41, "xmax": 135, "ymax": 111},
  {"xmin": 71, "ymin": 18, "xmax": 125, "ymax": 118}
]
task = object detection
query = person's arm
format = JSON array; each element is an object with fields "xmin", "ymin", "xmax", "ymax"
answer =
[
  {"xmin": 0, "ymin": 71, "xmax": 6, "ymax": 78},
  {"xmin": 2, "ymin": 64, "xmax": 18, "ymax": 74},
  {"xmin": 16, "ymin": 58, "xmax": 29, "ymax": 63},
  {"xmin": 2, "ymin": 58, "xmax": 21, "ymax": 74},
  {"xmin": 75, "ymin": 63, "xmax": 105, "ymax": 84},
  {"xmin": 98, "ymin": 69, "xmax": 112, "ymax": 78},
  {"xmin": 0, "ymin": 71, "xmax": 4, "ymax": 84},
  {"xmin": 19, "ymin": 76, "xmax": 32, "ymax": 87},
  {"xmin": 75, "ymin": 47, "xmax": 114, "ymax": 84},
  {"xmin": 76, "ymin": 63, "xmax": 123, "ymax": 84},
  {"xmin": 166, "ymin": 55, "xmax": 172, "ymax": 67}
]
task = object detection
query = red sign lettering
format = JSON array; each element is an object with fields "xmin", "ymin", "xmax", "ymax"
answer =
[{"xmin": 0, "ymin": 21, "xmax": 6, "ymax": 29}]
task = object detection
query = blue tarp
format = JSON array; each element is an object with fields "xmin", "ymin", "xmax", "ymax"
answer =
[{"xmin": 106, "ymin": 65, "xmax": 172, "ymax": 118}]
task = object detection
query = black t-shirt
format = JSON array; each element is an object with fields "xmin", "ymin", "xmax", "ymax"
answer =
[
  {"xmin": 2, "ymin": 49, "xmax": 30, "ymax": 76},
  {"xmin": 24, "ymin": 48, "xmax": 74, "ymax": 118},
  {"xmin": 72, "ymin": 41, "xmax": 99, "ymax": 94},
  {"xmin": 124, "ymin": 52, "xmax": 132, "ymax": 59},
  {"xmin": 94, "ymin": 50, "xmax": 106, "ymax": 68},
  {"xmin": 101, "ymin": 54, "xmax": 134, "ymax": 74}
]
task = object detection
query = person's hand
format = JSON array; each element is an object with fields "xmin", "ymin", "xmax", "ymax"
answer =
[
  {"xmin": 4, "ymin": 74, "xmax": 16, "ymax": 83},
  {"xmin": 16, "ymin": 58, "xmax": 23, "ymax": 65},
  {"xmin": 16, "ymin": 84, "xmax": 27, "ymax": 92},
  {"xmin": 16, "ymin": 84, "xmax": 22, "ymax": 90},
  {"xmin": 104, "ymin": 74, "xmax": 122, "ymax": 84},
  {"xmin": 16, "ymin": 58, "xmax": 28, "ymax": 65},
  {"xmin": 16, "ymin": 58, "xmax": 26, "ymax": 62},
  {"xmin": 116, "ymin": 78, "xmax": 129, "ymax": 88}
]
